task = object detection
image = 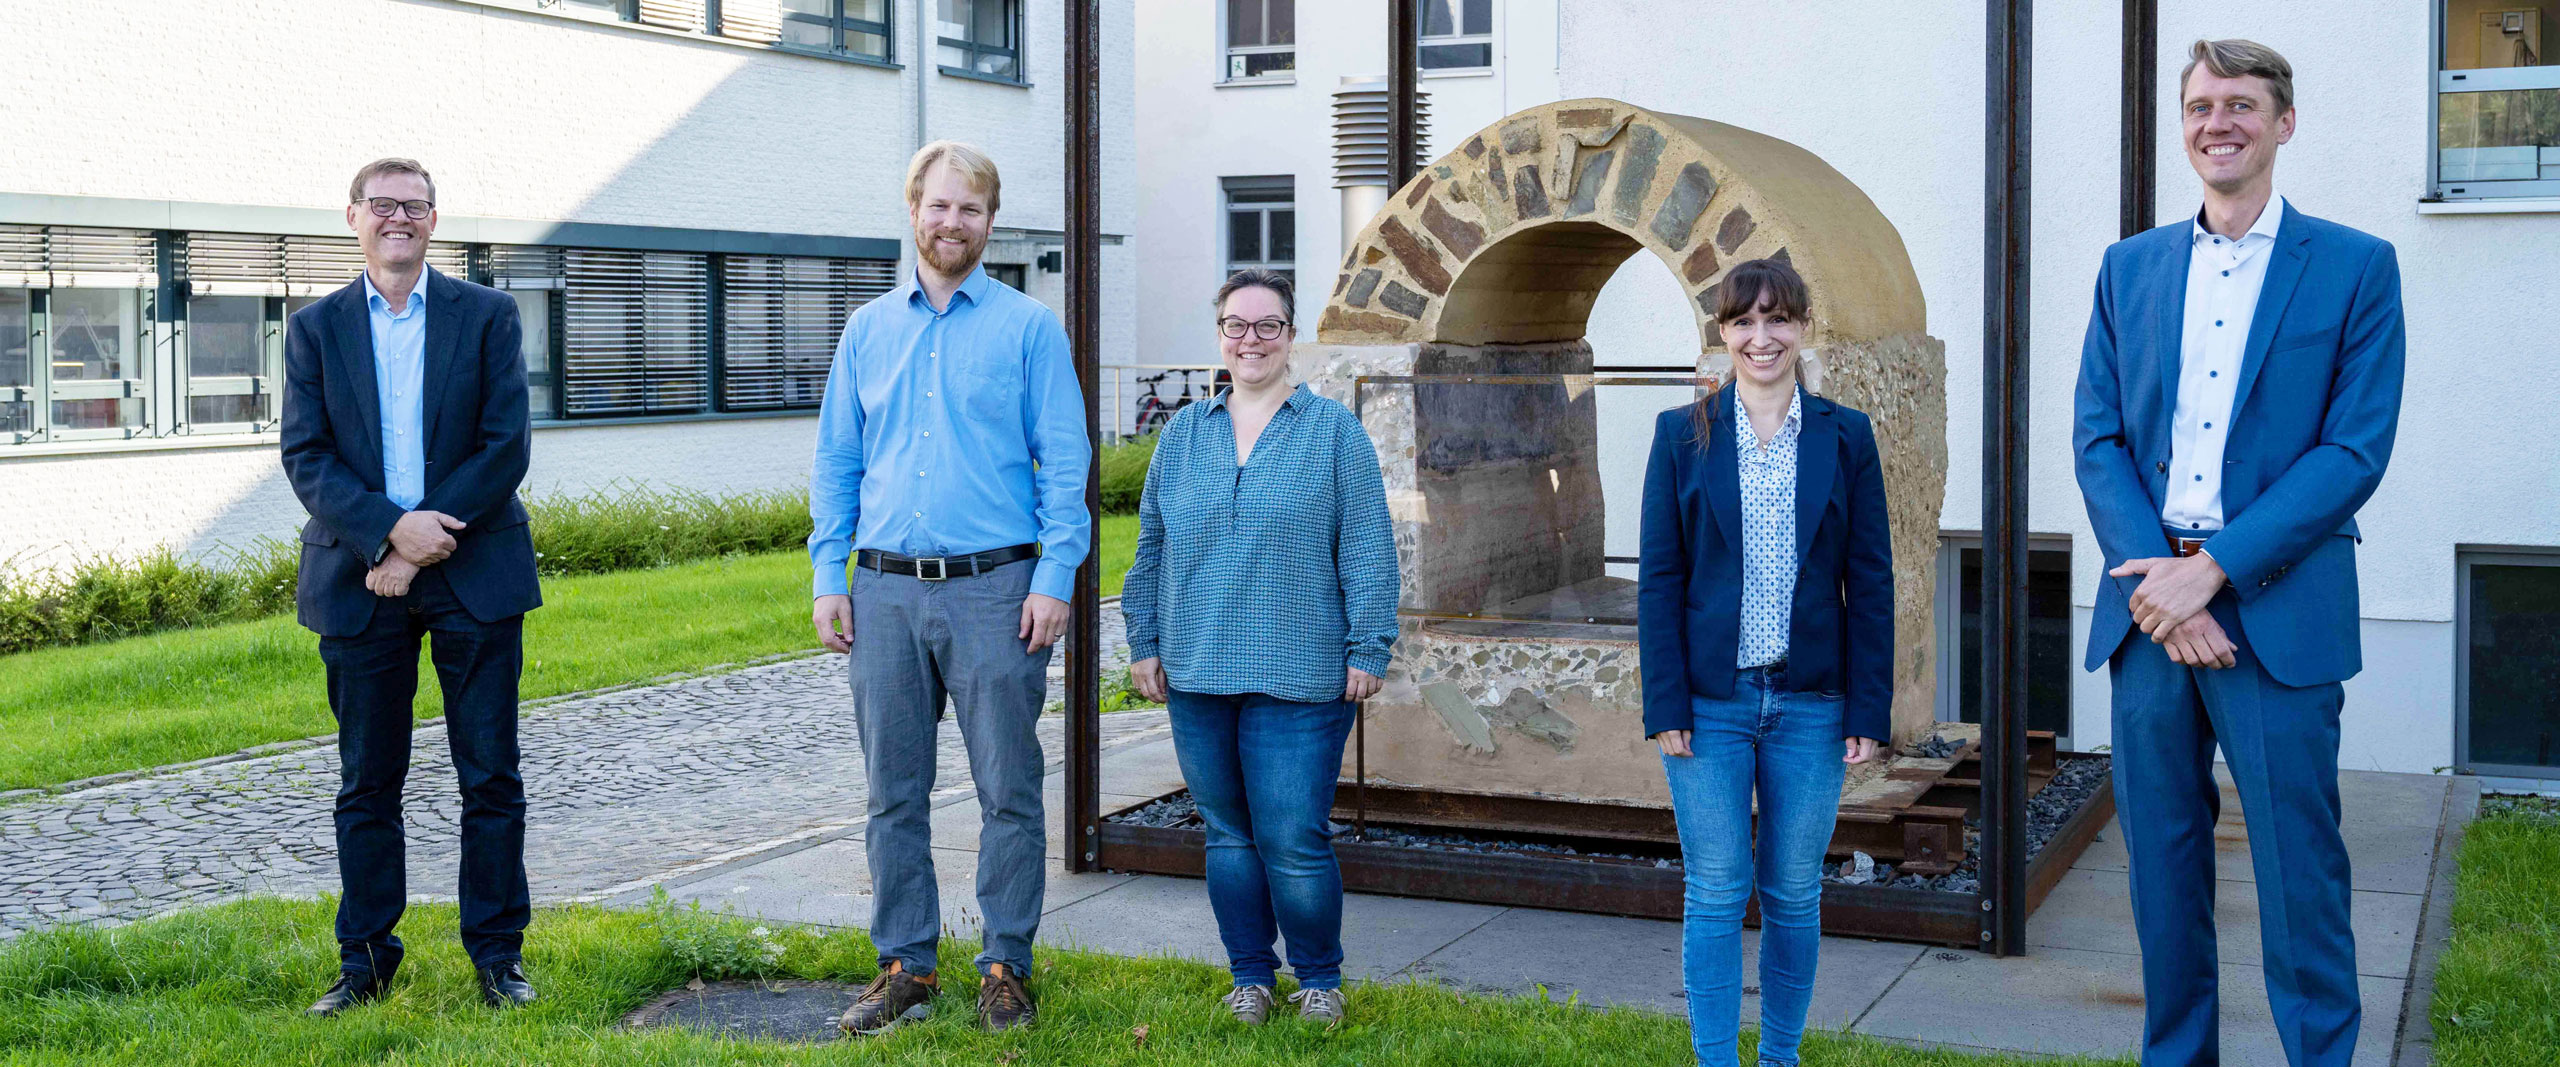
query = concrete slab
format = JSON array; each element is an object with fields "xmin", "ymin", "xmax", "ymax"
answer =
[
  {"xmin": 654, "ymin": 838, "xmax": 1135, "ymax": 937},
  {"xmin": 1402, "ymin": 905, "xmax": 1922, "ymax": 1025},
  {"xmin": 2029, "ymin": 867, "xmax": 2424, "ymax": 979},
  {"xmin": 1855, "ymin": 944, "xmax": 2403, "ymax": 1067},
  {"xmin": 2075, "ymin": 791, "xmax": 2444, "ymax": 895},
  {"xmin": 1040, "ymin": 875, "xmax": 1510, "ymax": 981}
]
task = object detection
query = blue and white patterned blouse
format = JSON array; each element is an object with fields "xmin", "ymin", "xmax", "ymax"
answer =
[
  {"xmin": 1120, "ymin": 384, "xmax": 1400, "ymax": 704},
  {"xmin": 1735, "ymin": 386, "xmax": 1803, "ymax": 669}
]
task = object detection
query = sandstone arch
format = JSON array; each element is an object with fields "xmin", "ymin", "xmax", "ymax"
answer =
[{"xmin": 1303, "ymin": 99, "xmax": 1947, "ymax": 802}]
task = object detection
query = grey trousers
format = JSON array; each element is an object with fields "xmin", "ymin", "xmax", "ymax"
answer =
[{"xmin": 848, "ymin": 557, "xmax": 1052, "ymax": 978}]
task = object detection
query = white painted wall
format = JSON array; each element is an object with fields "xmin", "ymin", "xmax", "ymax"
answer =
[
  {"xmin": 1132, "ymin": 0, "xmax": 1561, "ymax": 372},
  {"xmin": 1555, "ymin": 1, "xmax": 2560, "ymax": 773},
  {"xmin": 1, "ymin": 0, "xmax": 1137, "ymax": 573}
]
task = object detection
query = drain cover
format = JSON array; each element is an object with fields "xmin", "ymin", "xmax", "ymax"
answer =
[{"xmin": 620, "ymin": 980, "xmax": 861, "ymax": 1043}]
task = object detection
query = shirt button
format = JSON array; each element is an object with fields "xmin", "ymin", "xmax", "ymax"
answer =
[
  {"xmin": 922, "ymin": 431, "xmax": 930, "ymax": 438},
  {"xmin": 930, "ymin": 352, "xmax": 939, "ymax": 359},
  {"xmin": 2221, "ymin": 270, "xmax": 2229, "ymax": 277},
  {"xmin": 917, "ymin": 470, "xmax": 926, "ymax": 477},
  {"xmin": 2210, "ymin": 371, "xmax": 2219, "ymax": 378},
  {"xmin": 926, "ymin": 391, "xmax": 934, "ymax": 398},
  {"xmin": 913, "ymin": 511, "xmax": 921, "ymax": 517},
  {"xmin": 2203, "ymin": 421, "xmax": 2213, "ymax": 429},
  {"xmin": 2194, "ymin": 475, "xmax": 2203, "ymax": 481},
  {"xmin": 2214, "ymin": 320, "xmax": 2223, "ymax": 327}
]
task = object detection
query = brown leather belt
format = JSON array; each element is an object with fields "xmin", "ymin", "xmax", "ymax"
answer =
[{"xmin": 2167, "ymin": 533, "xmax": 2211, "ymax": 558}]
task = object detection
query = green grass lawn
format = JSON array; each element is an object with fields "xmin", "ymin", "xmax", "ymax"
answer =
[
  {"xmin": 2431, "ymin": 794, "xmax": 2560, "ymax": 1067},
  {"xmin": 0, "ymin": 524, "xmax": 1145, "ymax": 794},
  {"xmin": 0, "ymin": 896, "xmax": 2123, "ymax": 1067}
]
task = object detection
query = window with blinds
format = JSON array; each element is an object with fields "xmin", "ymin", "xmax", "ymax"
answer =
[
  {"xmin": 562, "ymin": 249, "xmax": 711, "ymax": 417},
  {"xmin": 182, "ymin": 233, "xmax": 465, "ymax": 296},
  {"xmin": 720, "ymin": 255, "xmax": 896, "ymax": 410},
  {"xmin": 0, "ymin": 225, "xmax": 159, "ymax": 289}
]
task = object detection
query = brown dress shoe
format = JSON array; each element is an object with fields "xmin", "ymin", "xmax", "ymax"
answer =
[
  {"xmin": 840, "ymin": 961, "xmax": 937, "ymax": 1035},
  {"xmin": 978, "ymin": 963, "xmax": 1035, "ymax": 1032}
]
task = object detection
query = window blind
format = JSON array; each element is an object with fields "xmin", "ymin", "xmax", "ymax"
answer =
[
  {"xmin": 719, "ymin": 254, "xmax": 896, "ymax": 410},
  {"xmin": 562, "ymin": 249, "xmax": 710, "ymax": 417}
]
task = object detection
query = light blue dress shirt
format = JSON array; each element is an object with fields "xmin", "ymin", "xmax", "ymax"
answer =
[
  {"xmin": 808, "ymin": 263, "xmax": 1091, "ymax": 602},
  {"xmin": 362, "ymin": 269, "xmax": 428, "ymax": 510},
  {"xmin": 1119, "ymin": 385, "xmax": 1398, "ymax": 703},
  {"xmin": 1735, "ymin": 386, "xmax": 1802, "ymax": 669}
]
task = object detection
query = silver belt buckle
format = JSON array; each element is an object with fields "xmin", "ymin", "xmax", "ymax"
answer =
[{"xmin": 915, "ymin": 556, "xmax": 949, "ymax": 581}]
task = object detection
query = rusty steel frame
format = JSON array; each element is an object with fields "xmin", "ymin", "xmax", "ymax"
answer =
[{"xmin": 1069, "ymin": 2, "xmax": 2093, "ymax": 950}]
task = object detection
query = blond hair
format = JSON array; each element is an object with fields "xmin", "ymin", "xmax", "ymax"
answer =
[
  {"xmin": 349, "ymin": 158, "xmax": 436, "ymax": 204},
  {"xmin": 2180, "ymin": 38, "xmax": 2294, "ymax": 115},
  {"xmin": 905, "ymin": 140, "xmax": 1001, "ymax": 214}
]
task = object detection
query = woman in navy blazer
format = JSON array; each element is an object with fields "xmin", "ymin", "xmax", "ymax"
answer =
[{"xmin": 1636, "ymin": 258, "xmax": 1892, "ymax": 1067}]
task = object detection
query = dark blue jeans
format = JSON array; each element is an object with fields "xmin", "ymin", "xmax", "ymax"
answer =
[
  {"xmin": 1166, "ymin": 689, "xmax": 1357, "ymax": 990},
  {"xmin": 1661, "ymin": 665, "xmax": 1846, "ymax": 1067},
  {"xmin": 317, "ymin": 567, "xmax": 529, "ymax": 980}
]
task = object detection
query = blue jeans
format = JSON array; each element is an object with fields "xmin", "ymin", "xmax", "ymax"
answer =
[
  {"xmin": 1661, "ymin": 665, "xmax": 1847, "ymax": 1067},
  {"xmin": 1166, "ymin": 689, "xmax": 1358, "ymax": 990}
]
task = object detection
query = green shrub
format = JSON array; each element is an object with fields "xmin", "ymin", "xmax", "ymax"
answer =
[
  {"xmin": 1098, "ymin": 432, "xmax": 1158, "ymax": 514},
  {"xmin": 641, "ymin": 886, "xmax": 789, "ymax": 982},
  {"xmin": 0, "ymin": 483, "xmax": 813, "ymax": 656}
]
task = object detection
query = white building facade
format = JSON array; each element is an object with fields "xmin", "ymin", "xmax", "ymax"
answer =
[{"xmin": 0, "ymin": 0, "xmax": 1135, "ymax": 572}]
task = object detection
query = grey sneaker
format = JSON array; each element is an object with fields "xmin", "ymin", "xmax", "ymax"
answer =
[
  {"xmin": 839, "ymin": 966, "xmax": 936, "ymax": 1036},
  {"xmin": 1221, "ymin": 983, "xmax": 1275, "ymax": 1025},
  {"xmin": 1288, "ymin": 986, "xmax": 1345, "ymax": 1029}
]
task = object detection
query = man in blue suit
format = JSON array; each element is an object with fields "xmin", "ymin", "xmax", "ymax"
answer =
[
  {"xmin": 2073, "ymin": 40, "xmax": 2404, "ymax": 1067},
  {"xmin": 281, "ymin": 158, "xmax": 543, "ymax": 1017}
]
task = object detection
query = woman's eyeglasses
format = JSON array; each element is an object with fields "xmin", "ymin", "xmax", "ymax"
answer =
[
  {"xmin": 1218, "ymin": 316, "xmax": 1291, "ymax": 340},
  {"xmin": 355, "ymin": 197, "xmax": 435, "ymax": 221}
]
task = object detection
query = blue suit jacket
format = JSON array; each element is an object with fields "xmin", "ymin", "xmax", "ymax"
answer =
[
  {"xmin": 1636, "ymin": 388, "xmax": 1895, "ymax": 742},
  {"xmin": 280, "ymin": 267, "xmax": 542, "ymax": 637},
  {"xmin": 2072, "ymin": 202, "xmax": 2405, "ymax": 685}
]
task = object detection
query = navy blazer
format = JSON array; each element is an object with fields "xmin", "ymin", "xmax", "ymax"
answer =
[
  {"xmin": 2072, "ymin": 202, "xmax": 2404, "ymax": 685},
  {"xmin": 1636, "ymin": 387, "xmax": 1895, "ymax": 742},
  {"xmin": 280, "ymin": 267, "xmax": 541, "ymax": 637}
]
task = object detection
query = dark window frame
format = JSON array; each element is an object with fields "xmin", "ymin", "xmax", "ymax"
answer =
[
  {"xmin": 1221, "ymin": 175, "xmax": 1296, "ymax": 286},
  {"xmin": 2428, "ymin": 1, "xmax": 2560, "ymax": 200},
  {"xmin": 1415, "ymin": 0, "xmax": 1493, "ymax": 71},
  {"xmin": 1222, "ymin": 0, "xmax": 1295, "ymax": 82},
  {"xmin": 775, "ymin": 0, "xmax": 896, "ymax": 63},
  {"xmin": 938, "ymin": 0, "xmax": 1026, "ymax": 85},
  {"xmin": 1935, "ymin": 532, "xmax": 2077, "ymax": 744},
  {"xmin": 2456, "ymin": 545, "xmax": 2560, "ymax": 778}
]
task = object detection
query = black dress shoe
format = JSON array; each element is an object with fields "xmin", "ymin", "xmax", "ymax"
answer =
[
  {"xmin": 306, "ymin": 971, "xmax": 387, "ymax": 1017},
  {"xmin": 478, "ymin": 961, "xmax": 536, "ymax": 1008}
]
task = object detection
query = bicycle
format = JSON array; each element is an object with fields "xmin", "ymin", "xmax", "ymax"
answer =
[{"xmin": 1129, "ymin": 368, "xmax": 1231, "ymax": 437}]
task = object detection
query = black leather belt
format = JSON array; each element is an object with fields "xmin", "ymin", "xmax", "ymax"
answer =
[{"xmin": 856, "ymin": 544, "xmax": 1038, "ymax": 581}]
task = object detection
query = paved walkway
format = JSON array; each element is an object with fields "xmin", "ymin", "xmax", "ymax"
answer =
[{"xmin": 0, "ymin": 622, "xmax": 1154, "ymax": 938}]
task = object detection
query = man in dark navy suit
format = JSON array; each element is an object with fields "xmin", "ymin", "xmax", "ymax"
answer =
[
  {"xmin": 281, "ymin": 158, "xmax": 542, "ymax": 1017},
  {"xmin": 2074, "ymin": 41, "xmax": 2404, "ymax": 1067}
]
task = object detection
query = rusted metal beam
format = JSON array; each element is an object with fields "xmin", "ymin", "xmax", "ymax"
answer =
[
  {"xmin": 1982, "ymin": 0, "xmax": 2035, "ymax": 957},
  {"xmin": 1061, "ymin": 0, "xmax": 1103, "ymax": 874}
]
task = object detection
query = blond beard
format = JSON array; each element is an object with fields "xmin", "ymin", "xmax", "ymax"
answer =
[{"xmin": 915, "ymin": 232, "xmax": 984, "ymax": 278}]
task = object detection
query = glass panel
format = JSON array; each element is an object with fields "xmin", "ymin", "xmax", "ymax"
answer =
[
  {"xmin": 53, "ymin": 397, "xmax": 140, "ymax": 432},
  {"xmin": 561, "ymin": 0, "xmax": 630, "ymax": 17},
  {"xmin": 50, "ymin": 289, "xmax": 140, "ymax": 382},
  {"xmin": 1, "ymin": 289, "xmax": 27, "ymax": 435},
  {"xmin": 2444, "ymin": 1, "xmax": 2558, "ymax": 70},
  {"xmin": 1229, "ymin": 0, "xmax": 1260, "ymax": 48},
  {"xmin": 1228, "ymin": 208, "xmax": 1261, "ymax": 264},
  {"xmin": 513, "ymin": 291, "xmax": 553, "ymax": 374},
  {"xmin": 1268, "ymin": 0, "xmax": 1292, "ymax": 45},
  {"xmin": 1461, "ymin": 0, "xmax": 1489, "ymax": 34},
  {"xmin": 188, "ymin": 394, "xmax": 263, "ymax": 425},
  {"xmin": 940, "ymin": 41, "xmax": 968, "ymax": 68},
  {"xmin": 974, "ymin": 49, "xmax": 1017, "ymax": 78},
  {"xmin": 1954, "ymin": 546, "xmax": 2074, "ymax": 736},
  {"xmin": 850, "ymin": 0, "xmax": 887, "ymax": 22},
  {"xmin": 780, "ymin": 0, "xmax": 835, "ymax": 49},
  {"xmin": 936, "ymin": 0, "xmax": 970, "ymax": 49},
  {"xmin": 1237, "ymin": 50, "xmax": 1293, "ymax": 77},
  {"xmin": 187, "ymin": 296, "xmax": 263, "ymax": 379},
  {"xmin": 1418, "ymin": 0, "xmax": 1453, "ymax": 37},
  {"xmin": 1269, "ymin": 209, "xmax": 1295, "ymax": 263},
  {"xmin": 2440, "ymin": 88, "xmax": 2560, "ymax": 180},
  {"xmin": 2468, "ymin": 561, "xmax": 2560, "ymax": 770},
  {"xmin": 1419, "ymin": 42, "xmax": 1492, "ymax": 69},
  {"xmin": 973, "ymin": 0, "xmax": 1009, "ymax": 47},
  {"xmin": 850, "ymin": 31, "xmax": 888, "ymax": 57}
]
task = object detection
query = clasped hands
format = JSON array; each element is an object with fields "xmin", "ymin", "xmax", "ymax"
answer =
[
  {"xmin": 2110, "ymin": 551, "xmax": 2238, "ymax": 670},
  {"xmin": 364, "ymin": 510, "xmax": 469, "ymax": 597}
]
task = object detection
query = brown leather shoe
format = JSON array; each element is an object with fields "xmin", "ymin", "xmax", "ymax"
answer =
[
  {"xmin": 977, "ymin": 963, "xmax": 1035, "ymax": 1032},
  {"xmin": 839, "ymin": 960, "xmax": 937, "ymax": 1036}
]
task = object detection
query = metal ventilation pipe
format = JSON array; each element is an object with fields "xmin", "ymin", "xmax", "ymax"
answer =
[{"xmin": 1331, "ymin": 76, "xmax": 1429, "ymax": 266}]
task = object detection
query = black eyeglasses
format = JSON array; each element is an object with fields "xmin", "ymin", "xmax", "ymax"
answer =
[
  {"xmin": 355, "ymin": 197, "xmax": 435, "ymax": 220},
  {"xmin": 1218, "ymin": 316, "xmax": 1291, "ymax": 340}
]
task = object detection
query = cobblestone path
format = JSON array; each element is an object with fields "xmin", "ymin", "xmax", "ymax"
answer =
[{"xmin": 1, "ymin": 614, "xmax": 1154, "ymax": 939}]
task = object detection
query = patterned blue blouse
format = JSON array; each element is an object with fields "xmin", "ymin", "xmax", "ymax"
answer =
[
  {"xmin": 1735, "ymin": 386, "xmax": 1803, "ymax": 668},
  {"xmin": 1120, "ymin": 384, "xmax": 1400, "ymax": 703}
]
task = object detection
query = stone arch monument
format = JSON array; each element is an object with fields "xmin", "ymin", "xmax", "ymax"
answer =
[{"xmin": 1299, "ymin": 98, "xmax": 1947, "ymax": 807}]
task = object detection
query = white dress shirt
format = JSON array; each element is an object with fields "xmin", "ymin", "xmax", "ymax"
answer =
[
  {"xmin": 1735, "ymin": 386, "xmax": 1803, "ymax": 669},
  {"xmin": 2163, "ymin": 194, "xmax": 2283, "ymax": 534}
]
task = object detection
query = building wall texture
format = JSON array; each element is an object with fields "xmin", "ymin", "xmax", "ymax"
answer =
[
  {"xmin": 1560, "ymin": 0, "xmax": 2560, "ymax": 774},
  {"xmin": 1, "ymin": 0, "xmax": 1136, "ymax": 574}
]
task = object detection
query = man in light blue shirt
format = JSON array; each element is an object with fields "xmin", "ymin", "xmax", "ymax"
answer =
[
  {"xmin": 364, "ymin": 268, "xmax": 429, "ymax": 511},
  {"xmin": 811, "ymin": 141, "xmax": 1088, "ymax": 1037}
]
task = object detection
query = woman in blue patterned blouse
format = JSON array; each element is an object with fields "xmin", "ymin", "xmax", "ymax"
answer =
[
  {"xmin": 1120, "ymin": 269, "xmax": 1398, "ymax": 1031},
  {"xmin": 1635, "ymin": 257, "xmax": 1892, "ymax": 1067}
]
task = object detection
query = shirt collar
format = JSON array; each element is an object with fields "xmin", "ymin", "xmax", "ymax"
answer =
[
  {"xmin": 1731, "ymin": 384, "xmax": 1804, "ymax": 437},
  {"xmin": 907, "ymin": 260, "xmax": 993, "ymax": 311},
  {"xmin": 2190, "ymin": 192, "xmax": 2284, "ymax": 248},
  {"xmin": 361, "ymin": 267, "xmax": 428, "ymax": 315}
]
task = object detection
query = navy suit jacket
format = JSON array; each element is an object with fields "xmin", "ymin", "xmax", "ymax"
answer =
[
  {"xmin": 280, "ymin": 267, "xmax": 541, "ymax": 638},
  {"xmin": 2072, "ymin": 202, "xmax": 2404, "ymax": 685},
  {"xmin": 1636, "ymin": 388, "xmax": 1895, "ymax": 742}
]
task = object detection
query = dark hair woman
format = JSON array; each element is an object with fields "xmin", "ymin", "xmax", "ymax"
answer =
[
  {"xmin": 1119, "ymin": 268, "xmax": 1399, "ymax": 1031},
  {"xmin": 1635, "ymin": 257, "xmax": 1893, "ymax": 1067}
]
